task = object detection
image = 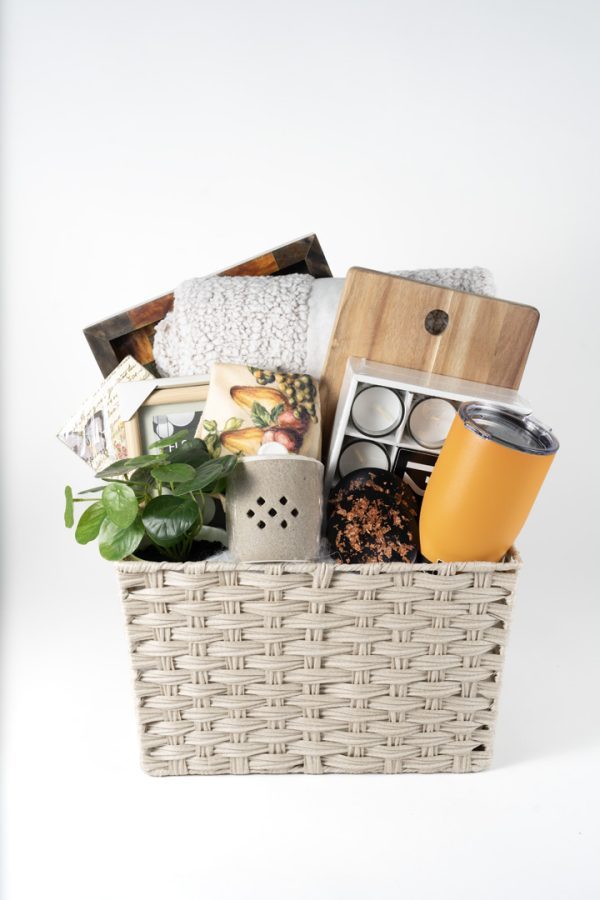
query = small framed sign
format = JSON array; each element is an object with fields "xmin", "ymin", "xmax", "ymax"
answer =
[
  {"xmin": 57, "ymin": 356, "xmax": 153, "ymax": 472},
  {"xmin": 121, "ymin": 380, "xmax": 209, "ymax": 457}
]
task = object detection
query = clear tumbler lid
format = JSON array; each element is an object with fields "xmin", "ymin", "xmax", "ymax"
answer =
[{"xmin": 459, "ymin": 402, "xmax": 559, "ymax": 456}]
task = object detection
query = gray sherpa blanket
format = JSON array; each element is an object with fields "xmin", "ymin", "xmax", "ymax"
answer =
[{"xmin": 153, "ymin": 267, "xmax": 495, "ymax": 379}]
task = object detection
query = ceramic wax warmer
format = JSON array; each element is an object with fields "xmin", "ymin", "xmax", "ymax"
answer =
[{"xmin": 227, "ymin": 454, "xmax": 324, "ymax": 562}]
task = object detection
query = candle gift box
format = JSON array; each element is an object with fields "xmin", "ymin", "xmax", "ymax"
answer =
[{"xmin": 324, "ymin": 357, "xmax": 532, "ymax": 497}]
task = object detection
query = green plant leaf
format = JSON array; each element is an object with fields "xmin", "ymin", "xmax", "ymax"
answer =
[
  {"xmin": 148, "ymin": 429, "xmax": 189, "ymax": 450},
  {"xmin": 128, "ymin": 467, "xmax": 157, "ymax": 490},
  {"xmin": 98, "ymin": 517, "xmax": 144, "ymax": 561},
  {"xmin": 141, "ymin": 495, "xmax": 199, "ymax": 547},
  {"xmin": 102, "ymin": 483, "xmax": 139, "ymax": 528},
  {"xmin": 75, "ymin": 501, "xmax": 107, "ymax": 544},
  {"xmin": 151, "ymin": 463, "xmax": 196, "ymax": 483},
  {"xmin": 64, "ymin": 486, "xmax": 74, "ymax": 528},
  {"xmin": 79, "ymin": 480, "xmax": 148, "ymax": 497},
  {"xmin": 208, "ymin": 477, "xmax": 228, "ymax": 495},
  {"xmin": 269, "ymin": 403, "xmax": 285, "ymax": 424},
  {"xmin": 250, "ymin": 402, "xmax": 271, "ymax": 428},
  {"xmin": 171, "ymin": 455, "xmax": 238, "ymax": 495},
  {"xmin": 167, "ymin": 439, "xmax": 210, "ymax": 467},
  {"xmin": 79, "ymin": 483, "xmax": 122, "ymax": 494},
  {"xmin": 96, "ymin": 454, "xmax": 165, "ymax": 479},
  {"xmin": 203, "ymin": 420, "xmax": 217, "ymax": 433}
]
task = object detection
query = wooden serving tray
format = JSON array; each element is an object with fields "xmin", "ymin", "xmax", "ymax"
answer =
[
  {"xmin": 84, "ymin": 233, "xmax": 332, "ymax": 376},
  {"xmin": 320, "ymin": 267, "xmax": 539, "ymax": 452}
]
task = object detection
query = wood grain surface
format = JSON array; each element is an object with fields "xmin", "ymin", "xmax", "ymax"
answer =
[{"xmin": 320, "ymin": 267, "xmax": 539, "ymax": 452}]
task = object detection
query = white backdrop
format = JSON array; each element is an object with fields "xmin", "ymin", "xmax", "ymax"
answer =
[{"xmin": 2, "ymin": 2, "xmax": 599, "ymax": 898}]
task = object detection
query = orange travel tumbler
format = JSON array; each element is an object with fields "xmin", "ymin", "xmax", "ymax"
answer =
[{"xmin": 419, "ymin": 402, "xmax": 559, "ymax": 562}]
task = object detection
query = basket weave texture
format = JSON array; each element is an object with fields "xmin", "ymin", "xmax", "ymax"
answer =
[{"xmin": 117, "ymin": 554, "xmax": 520, "ymax": 776}]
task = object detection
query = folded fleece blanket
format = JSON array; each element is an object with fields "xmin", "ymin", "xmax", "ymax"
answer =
[{"xmin": 153, "ymin": 268, "xmax": 495, "ymax": 379}]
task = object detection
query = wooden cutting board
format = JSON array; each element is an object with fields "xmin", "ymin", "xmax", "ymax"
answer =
[{"xmin": 320, "ymin": 267, "xmax": 539, "ymax": 452}]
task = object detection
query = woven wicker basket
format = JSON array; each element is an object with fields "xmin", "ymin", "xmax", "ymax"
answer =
[{"xmin": 116, "ymin": 553, "xmax": 520, "ymax": 776}]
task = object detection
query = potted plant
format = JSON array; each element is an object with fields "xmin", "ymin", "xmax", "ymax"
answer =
[{"xmin": 64, "ymin": 430, "xmax": 237, "ymax": 561}]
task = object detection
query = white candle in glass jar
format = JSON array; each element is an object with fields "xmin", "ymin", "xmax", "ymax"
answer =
[
  {"xmin": 338, "ymin": 440, "xmax": 390, "ymax": 477},
  {"xmin": 407, "ymin": 397, "xmax": 456, "ymax": 449},
  {"xmin": 351, "ymin": 386, "xmax": 404, "ymax": 437}
]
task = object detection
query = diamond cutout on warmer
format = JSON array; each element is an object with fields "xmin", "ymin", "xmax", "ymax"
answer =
[
  {"xmin": 279, "ymin": 496, "xmax": 288, "ymax": 506},
  {"xmin": 291, "ymin": 508, "xmax": 299, "ymax": 517},
  {"xmin": 257, "ymin": 520, "xmax": 266, "ymax": 529},
  {"xmin": 268, "ymin": 508, "xmax": 277, "ymax": 517},
  {"xmin": 257, "ymin": 497, "xmax": 265, "ymax": 506},
  {"xmin": 281, "ymin": 520, "xmax": 288, "ymax": 529},
  {"xmin": 247, "ymin": 509, "xmax": 255, "ymax": 518}
]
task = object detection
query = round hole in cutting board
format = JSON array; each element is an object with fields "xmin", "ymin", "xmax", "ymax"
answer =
[{"xmin": 424, "ymin": 309, "xmax": 449, "ymax": 335}]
